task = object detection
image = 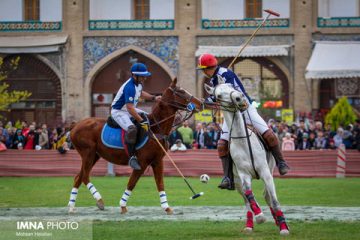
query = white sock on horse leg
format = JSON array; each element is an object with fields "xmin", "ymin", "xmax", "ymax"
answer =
[
  {"xmin": 68, "ymin": 188, "xmax": 78, "ymax": 207},
  {"xmin": 120, "ymin": 189, "xmax": 132, "ymax": 207},
  {"xmin": 86, "ymin": 183, "xmax": 102, "ymax": 201},
  {"xmin": 159, "ymin": 191, "xmax": 169, "ymax": 209}
]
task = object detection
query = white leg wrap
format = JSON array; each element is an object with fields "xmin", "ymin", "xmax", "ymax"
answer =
[
  {"xmin": 68, "ymin": 188, "xmax": 78, "ymax": 207},
  {"xmin": 120, "ymin": 189, "xmax": 132, "ymax": 207},
  {"xmin": 159, "ymin": 191, "xmax": 169, "ymax": 209},
  {"xmin": 87, "ymin": 183, "xmax": 102, "ymax": 201}
]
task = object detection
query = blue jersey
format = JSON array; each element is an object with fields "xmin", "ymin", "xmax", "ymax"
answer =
[
  {"xmin": 111, "ymin": 77, "xmax": 142, "ymax": 110},
  {"xmin": 210, "ymin": 67, "xmax": 252, "ymax": 103}
]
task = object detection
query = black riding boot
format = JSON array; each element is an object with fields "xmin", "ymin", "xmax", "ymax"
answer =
[
  {"xmin": 263, "ymin": 130, "xmax": 290, "ymax": 175},
  {"xmin": 127, "ymin": 143, "xmax": 141, "ymax": 170},
  {"xmin": 218, "ymin": 155, "xmax": 235, "ymax": 190},
  {"xmin": 126, "ymin": 125, "xmax": 141, "ymax": 170}
]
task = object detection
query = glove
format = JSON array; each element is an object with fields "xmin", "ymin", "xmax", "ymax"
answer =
[{"xmin": 140, "ymin": 120, "xmax": 149, "ymax": 132}]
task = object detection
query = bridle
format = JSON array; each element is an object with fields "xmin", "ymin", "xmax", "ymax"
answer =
[
  {"xmin": 211, "ymin": 85, "xmax": 252, "ymax": 139},
  {"xmin": 212, "ymin": 85, "xmax": 248, "ymax": 113},
  {"xmin": 150, "ymin": 86, "xmax": 201, "ymax": 131}
]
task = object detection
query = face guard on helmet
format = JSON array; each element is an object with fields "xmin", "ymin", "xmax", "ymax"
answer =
[
  {"xmin": 130, "ymin": 63, "xmax": 151, "ymax": 77},
  {"xmin": 197, "ymin": 53, "xmax": 218, "ymax": 70}
]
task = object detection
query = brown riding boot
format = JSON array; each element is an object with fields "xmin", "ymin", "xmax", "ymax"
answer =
[{"xmin": 262, "ymin": 129, "xmax": 290, "ymax": 175}]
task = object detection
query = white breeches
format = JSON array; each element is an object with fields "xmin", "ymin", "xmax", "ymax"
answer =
[
  {"xmin": 111, "ymin": 108, "xmax": 147, "ymax": 131},
  {"xmin": 220, "ymin": 105, "xmax": 269, "ymax": 141}
]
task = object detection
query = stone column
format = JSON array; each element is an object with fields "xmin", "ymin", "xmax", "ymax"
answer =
[
  {"xmin": 176, "ymin": 0, "xmax": 198, "ymax": 95},
  {"xmin": 62, "ymin": 0, "xmax": 85, "ymax": 122},
  {"xmin": 293, "ymin": 0, "xmax": 313, "ymax": 113}
]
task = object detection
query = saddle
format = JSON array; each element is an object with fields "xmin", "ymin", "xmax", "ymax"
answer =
[{"xmin": 101, "ymin": 115, "xmax": 150, "ymax": 150}]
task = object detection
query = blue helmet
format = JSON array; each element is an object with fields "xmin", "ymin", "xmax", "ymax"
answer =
[{"xmin": 130, "ymin": 63, "xmax": 151, "ymax": 77}]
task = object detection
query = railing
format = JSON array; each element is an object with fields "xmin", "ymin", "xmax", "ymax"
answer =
[
  {"xmin": 202, "ymin": 18, "xmax": 290, "ymax": 29},
  {"xmin": 0, "ymin": 21, "xmax": 62, "ymax": 32},
  {"xmin": 89, "ymin": 19, "xmax": 174, "ymax": 30},
  {"xmin": 317, "ymin": 17, "xmax": 360, "ymax": 28},
  {"xmin": 1, "ymin": 149, "xmax": 359, "ymax": 178}
]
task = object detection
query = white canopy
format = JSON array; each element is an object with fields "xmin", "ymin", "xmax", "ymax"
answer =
[
  {"xmin": 0, "ymin": 35, "xmax": 68, "ymax": 53},
  {"xmin": 195, "ymin": 45, "xmax": 290, "ymax": 58},
  {"xmin": 305, "ymin": 41, "xmax": 360, "ymax": 79}
]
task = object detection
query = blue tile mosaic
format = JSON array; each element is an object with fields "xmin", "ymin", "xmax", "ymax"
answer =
[{"xmin": 83, "ymin": 36, "xmax": 178, "ymax": 76}]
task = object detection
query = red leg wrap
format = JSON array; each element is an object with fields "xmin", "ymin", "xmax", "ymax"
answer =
[
  {"xmin": 270, "ymin": 207, "xmax": 279, "ymax": 226},
  {"xmin": 245, "ymin": 190, "xmax": 262, "ymax": 216},
  {"xmin": 246, "ymin": 211, "xmax": 254, "ymax": 228},
  {"xmin": 276, "ymin": 210, "xmax": 289, "ymax": 231}
]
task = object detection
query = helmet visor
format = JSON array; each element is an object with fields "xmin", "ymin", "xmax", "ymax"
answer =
[{"xmin": 132, "ymin": 71, "xmax": 151, "ymax": 77}]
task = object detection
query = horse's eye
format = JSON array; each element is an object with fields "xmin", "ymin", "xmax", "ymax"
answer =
[
  {"xmin": 217, "ymin": 95, "xmax": 222, "ymax": 99},
  {"xmin": 236, "ymin": 97, "xmax": 241, "ymax": 101}
]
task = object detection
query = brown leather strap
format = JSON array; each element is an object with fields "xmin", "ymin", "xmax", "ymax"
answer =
[{"xmin": 217, "ymin": 139, "xmax": 229, "ymax": 157}]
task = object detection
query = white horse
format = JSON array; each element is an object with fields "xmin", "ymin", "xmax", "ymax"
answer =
[{"xmin": 205, "ymin": 82, "xmax": 290, "ymax": 235}]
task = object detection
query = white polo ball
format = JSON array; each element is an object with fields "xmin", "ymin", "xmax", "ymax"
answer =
[{"xmin": 200, "ymin": 174, "xmax": 210, "ymax": 183}]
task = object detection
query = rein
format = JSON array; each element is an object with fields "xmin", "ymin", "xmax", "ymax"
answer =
[{"xmin": 149, "ymin": 86, "xmax": 197, "ymax": 138}]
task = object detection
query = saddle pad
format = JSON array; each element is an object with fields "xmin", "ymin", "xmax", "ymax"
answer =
[{"xmin": 101, "ymin": 123, "xmax": 149, "ymax": 150}]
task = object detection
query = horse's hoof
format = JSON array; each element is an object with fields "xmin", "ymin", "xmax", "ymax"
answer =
[
  {"xmin": 120, "ymin": 206, "xmax": 128, "ymax": 214},
  {"xmin": 280, "ymin": 229, "xmax": 290, "ymax": 236},
  {"xmin": 255, "ymin": 213, "xmax": 266, "ymax": 224},
  {"xmin": 243, "ymin": 227, "xmax": 253, "ymax": 233},
  {"xmin": 68, "ymin": 206, "xmax": 76, "ymax": 214},
  {"xmin": 96, "ymin": 199, "xmax": 105, "ymax": 210},
  {"xmin": 165, "ymin": 207, "xmax": 173, "ymax": 215}
]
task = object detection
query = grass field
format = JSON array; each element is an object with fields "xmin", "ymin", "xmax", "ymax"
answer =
[
  {"xmin": 1, "ymin": 177, "xmax": 360, "ymax": 239},
  {"xmin": 1, "ymin": 177, "xmax": 360, "ymax": 207}
]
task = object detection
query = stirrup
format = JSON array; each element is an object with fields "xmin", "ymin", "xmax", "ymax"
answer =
[{"xmin": 129, "ymin": 156, "xmax": 141, "ymax": 170}]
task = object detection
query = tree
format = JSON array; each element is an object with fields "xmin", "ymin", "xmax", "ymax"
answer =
[
  {"xmin": 325, "ymin": 96, "xmax": 357, "ymax": 131},
  {"xmin": 0, "ymin": 57, "xmax": 31, "ymax": 114}
]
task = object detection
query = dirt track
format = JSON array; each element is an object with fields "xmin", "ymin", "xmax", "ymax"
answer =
[{"xmin": 1, "ymin": 206, "xmax": 360, "ymax": 222}]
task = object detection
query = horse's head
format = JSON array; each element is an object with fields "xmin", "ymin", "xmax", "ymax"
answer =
[
  {"xmin": 162, "ymin": 78, "xmax": 203, "ymax": 113},
  {"xmin": 204, "ymin": 82, "xmax": 248, "ymax": 112}
]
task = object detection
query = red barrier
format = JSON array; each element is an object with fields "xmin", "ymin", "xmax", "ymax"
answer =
[{"xmin": 0, "ymin": 149, "xmax": 359, "ymax": 177}]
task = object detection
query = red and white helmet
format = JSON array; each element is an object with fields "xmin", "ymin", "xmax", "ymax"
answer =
[{"xmin": 197, "ymin": 53, "xmax": 218, "ymax": 69}]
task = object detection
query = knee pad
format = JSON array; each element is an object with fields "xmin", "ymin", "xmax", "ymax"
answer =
[
  {"xmin": 125, "ymin": 125, "xmax": 137, "ymax": 144},
  {"xmin": 262, "ymin": 129, "xmax": 279, "ymax": 148},
  {"xmin": 217, "ymin": 139, "xmax": 229, "ymax": 157}
]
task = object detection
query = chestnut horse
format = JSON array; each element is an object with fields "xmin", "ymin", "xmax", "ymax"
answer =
[{"xmin": 68, "ymin": 78, "xmax": 202, "ymax": 214}]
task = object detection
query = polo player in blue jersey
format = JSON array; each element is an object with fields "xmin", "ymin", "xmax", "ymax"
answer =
[{"xmin": 111, "ymin": 63, "xmax": 161, "ymax": 170}]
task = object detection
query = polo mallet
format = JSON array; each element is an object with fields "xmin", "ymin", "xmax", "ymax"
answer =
[
  {"xmin": 150, "ymin": 131, "xmax": 204, "ymax": 200},
  {"xmin": 228, "ymin": 9, "xmax": 280, "ymax": 69}
]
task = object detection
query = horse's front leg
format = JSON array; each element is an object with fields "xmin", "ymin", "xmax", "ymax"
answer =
[
  {"xmin": 151, "ymin": 160, "xmax": 173, "ymax": 215},
  {"xmin": 119, "ymin": 168, "xmax": 145, "ymax": 214},
  {"xmin": 262, "ymin": 171, "xmax": 290, "ymax": 235},
  {"xmin": 240, "ymin": 174, "xmax": 266, "ymax": 224},
  {"xmin": 234, "ymin": 167, "xmax": 254, "ymax": 233}
]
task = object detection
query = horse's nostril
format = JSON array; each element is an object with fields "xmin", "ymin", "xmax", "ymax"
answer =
[{"xmin": 236, "ymin": 97, "xmax": 241, "ymax": 101}]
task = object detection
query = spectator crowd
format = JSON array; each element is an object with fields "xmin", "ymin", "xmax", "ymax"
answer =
[
  {"xmin": 1, "ymin": 118, "xmax": 359, "ymax": 152},
  {"xmin": 169, "ymin": 118, "xmax": 360, "ymax": 152},
  {"xmin": 0, "ymin": 120, "xmax": 72, "ymax": 153}
]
